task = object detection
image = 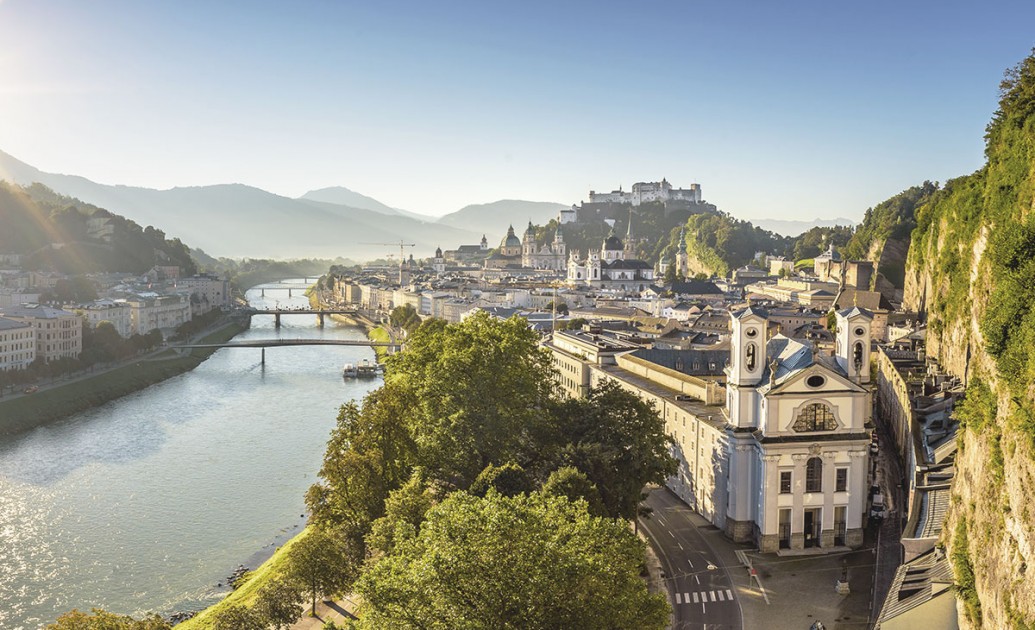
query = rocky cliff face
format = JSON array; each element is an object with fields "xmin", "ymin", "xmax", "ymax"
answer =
[{"xmin": 902, "ymin": 52, "xmax": 1035, "ymax": 628}]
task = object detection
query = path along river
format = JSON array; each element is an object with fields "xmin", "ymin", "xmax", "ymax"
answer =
[{"xmin": 0, "ymin": 281, "xmax": 381, "ymax": 628}]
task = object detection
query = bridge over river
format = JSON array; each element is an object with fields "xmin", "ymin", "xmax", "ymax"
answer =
[
  {"xmin": 172, "ymin": 337, "xmax": 402, "ymax": 365},
  {"xmin": 237, "ymin": 307, "xmax": 359, "ymax": 328}
]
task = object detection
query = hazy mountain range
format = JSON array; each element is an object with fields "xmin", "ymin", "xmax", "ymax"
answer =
[
  {"xmin": 748, "ymin": 217, "xmax": 856, "ymax": 237},
  {"xmin": 0, "ymin": 149, "xmax": 850, "ymax": 260}
]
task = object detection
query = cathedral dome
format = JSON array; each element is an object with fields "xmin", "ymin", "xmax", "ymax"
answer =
[
  {"xmin": 502, "ymin": 225, "xmax": 521, "ymax": 249},
  {"xmin": 603, "ymin": 233, "xmax": 624, "ymax": 251}
]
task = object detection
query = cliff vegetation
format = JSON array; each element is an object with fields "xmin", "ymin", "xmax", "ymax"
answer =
[{"xmin": 903, "ymin": 49, "xmax": 1035, "ymax": 628}]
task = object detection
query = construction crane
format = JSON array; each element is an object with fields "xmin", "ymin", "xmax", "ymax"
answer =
[{"xmin": 361, "ymin": 240, "xmax": 416, "ymax": 263}]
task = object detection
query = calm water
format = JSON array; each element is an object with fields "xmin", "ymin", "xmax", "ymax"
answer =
[{"xmin": 0, "ymin": 281, "xmax": 381, "ymax": 628}]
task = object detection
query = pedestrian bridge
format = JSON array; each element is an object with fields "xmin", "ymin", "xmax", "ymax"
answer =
[
  {"xmin": 239, "ymin": 307, "xmax": 359, "ymax": 328},
  {"xmin": 171, "ymin": 338, "xmax": 403, "ymax": 365}
]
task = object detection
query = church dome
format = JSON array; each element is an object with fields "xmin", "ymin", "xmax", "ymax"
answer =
[
  {"xmin": 603, "ymin": 233, "xmax": 624, "ymax": 251},
  {"xmin": 503, "ymin": 225, "xmax": 521, "ymax": 249}
]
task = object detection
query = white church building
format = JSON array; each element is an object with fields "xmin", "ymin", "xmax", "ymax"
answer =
[
  {"xmin": 545, "ymin": 304, "xmax": 874, "ymax": 554},
  {"xmin": 723, "ymin": 305, "xmax": 873, "ymax": 551}
]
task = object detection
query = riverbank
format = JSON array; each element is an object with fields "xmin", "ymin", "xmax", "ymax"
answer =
[
  {"xmin": 0, "ymin": 316, "xmax": 249, "ymax": 436},
  {"xmin": 308, "ymin": 287, "xmax": 392, "ymax": 359}
]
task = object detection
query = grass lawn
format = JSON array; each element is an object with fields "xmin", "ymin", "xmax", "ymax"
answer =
[
  {"xmin": 367, "ymin": 326, "xmax": 391, "ymax": 361},
  {"xmin": 176, "ymin": 526, "xmax": 312, "ymax": 629}
]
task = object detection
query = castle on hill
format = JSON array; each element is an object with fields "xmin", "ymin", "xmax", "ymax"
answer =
[{"xmin": 560, "ymin": 178, "xmax": 708, "ymax": 225}]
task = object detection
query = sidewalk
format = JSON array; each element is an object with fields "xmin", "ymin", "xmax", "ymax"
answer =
[
  {"xmin": 680, "ymin": 509, "xmax": 875, "ymax": 630},
  {"xmin": 289, "ymin": 598, "xmax": 357, "ymax": 629}
]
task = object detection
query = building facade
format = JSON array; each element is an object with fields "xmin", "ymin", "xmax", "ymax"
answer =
[
  {"xmin": 1, "ymin": 303, "xmax": 82, "ymax": 363},
  {"xmin": 0, "ymin": 317, "xmax": 36, "ymax": 371},
  {"xmin": 521, "ymin": 222, "xmax": 567, "ymax": 271}
]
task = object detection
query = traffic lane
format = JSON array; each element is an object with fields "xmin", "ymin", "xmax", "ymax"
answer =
[{"xmin": 641, "ymin": 489, "xmax": 742, "ymax": 629}]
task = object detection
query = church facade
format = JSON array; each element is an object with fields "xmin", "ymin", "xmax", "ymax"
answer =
[
  {"xmin": 521, "ymin": 222, "xmax": 567, "ymax": 271},
  {"xmin": 724, "ymin": 305, "xmax": 873, "ymax": 551},
  {"xmin": 566, "ymin": 229, "xmax": 654, "ymax": 292}
]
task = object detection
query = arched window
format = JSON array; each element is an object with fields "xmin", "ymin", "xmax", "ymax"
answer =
[
  {"xmin": 745, "ymin": 342, "xmax": 757, "ymax": 371},
  {"xmin": 853, "ymin": 341, "xmax": 864, "ymax": 372},
  {"xmin": 792, "ymin": 403, "xmax": 838, "ymax": 432},
  {"xmin": 805, "ymin": 457, "xmax": 822, "ymax": 492}
]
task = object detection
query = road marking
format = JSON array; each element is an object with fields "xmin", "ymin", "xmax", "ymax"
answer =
[
  {"xmin": 716, "ymin": 590, "xmax": 724, "ymax": 601},
  {"xmin": 688, "ymin": 559, "xmax": 694, "ymax": 568},
  {"xmin": 677, "ymin": 542, "xmax": 683, "ymax": 550},
  {"xmin": 710, "ymin": 590, "xmax": 716, "ymax": 602},
  {"xmin": 694, "ymin": 575, "xmax": 700, "ymax": 585},
  {"xmin": 676, "ymin": 593, "xmax": 682, "ymax": 604},
  {"xmin": 726, "ymin": 589, "xmax": 733, "ymax": 600},
  {"xmin": 692, "ymin": 592, "xmax": 699, "ymax": 603}
]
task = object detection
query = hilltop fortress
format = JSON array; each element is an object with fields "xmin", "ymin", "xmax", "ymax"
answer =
[{"xmin": 560, "ymin": 178, "xmax": 712, "ymax": 225}]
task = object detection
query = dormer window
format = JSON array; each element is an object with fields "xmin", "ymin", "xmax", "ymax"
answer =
[{"xmin": 792, "ymin": 403, "xmax": 837, "ymax": 432}]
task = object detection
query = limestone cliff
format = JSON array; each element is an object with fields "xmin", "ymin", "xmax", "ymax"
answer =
[{"xmin": 903, "ymin": 52, "xmax": 1035, "ymax": 628}]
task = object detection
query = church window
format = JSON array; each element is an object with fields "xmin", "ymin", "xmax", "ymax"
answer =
[
  {"xmin": 806, "ymin": 375, "xmax": 826, "ymax": 388},
  {"xmin": 836, "ymin": 468, "xmax": 848, "ymax": 492},
  {"xmin": 805, "ymin": 457, "xmax": 822, "ymax": 492},
  {"xmin": 853, "ymin": 341, "xmax": 864, "ymax": 372},
  {"xmin": 854, "ymin": 327, "xmax": 865, "ymax": 336},
  {"xmin": 745, "ymin": 328, "xmax": 758, "ymax": 338},
  {"xmin": 792, "ymin": 403, "xmax": 837, "ymax": 432},
  {"xmin": 780, "ymin": 471, "xmax": 792, "ymax": 494},
  {"xmin": 745, "ymin": 343, "xmax": 757, "ymax": 371}
]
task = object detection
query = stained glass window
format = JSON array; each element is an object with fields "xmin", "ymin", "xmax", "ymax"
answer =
[{"xmin": 792, "ymin": 403, "xmax": 837, "ymax": 432}]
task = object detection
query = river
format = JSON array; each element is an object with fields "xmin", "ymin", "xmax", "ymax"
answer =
[{"xmin": 0, "ymin": 281, "xmax": 381, "ymax": 628}]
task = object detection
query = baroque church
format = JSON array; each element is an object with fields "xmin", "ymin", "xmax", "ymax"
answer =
[
  {"xmin": 723, "ymin": 305, "xmax": 873, "ymax": 551},
  {"xmin": 566, "ymin": 217, "xmax": 654, "ymax": 292}
]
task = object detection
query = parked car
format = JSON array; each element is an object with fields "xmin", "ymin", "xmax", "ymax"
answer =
[
  {"xmin": 23, "ymin": 385, "xmax": 38, "ymax": 394},
  {"xmin": 871, "ymin": 492, "xmax": 886, "ymax": 519}
]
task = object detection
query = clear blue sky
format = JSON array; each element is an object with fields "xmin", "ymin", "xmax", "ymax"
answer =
[{"xmin": 0, "ymin": 0, "xmax": 1032, "ymax": 220}]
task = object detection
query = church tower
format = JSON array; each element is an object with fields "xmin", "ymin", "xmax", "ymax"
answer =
[
  {"xmin": 835, "ymin": 306, "xmax": 872, "ymax": 383},
  {"xmin": 553, "ymin": 228, "xmax": 566, "ymax": 270},
  {"xmin": 675, "ymin": 227, "xmax": 689, "ymax": 277},
  {"xmin": 522, "ymin": 221, "xmax": 536, "ymax": 267},
  {"xmin": 624, "ymin": 209, "xmax": 637, "ymax": 259},
  {"xmin": 727, "ymin": 305, "xmax": 767, "ymax": 429},
  {"xmin": 432, "ymin": 246, "xmax": 445, "ymax": 274}
]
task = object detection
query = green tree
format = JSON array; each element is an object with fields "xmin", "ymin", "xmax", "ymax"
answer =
[
  {"xmin": 46, "ymin": 609, "xmax": 172, "ymax": 629},
  {"xmin": 389, "ymin": 304, "xmax": 422, "ymax": 334},
  {"xmin": 469, "ymin": 462, "xmax": 534, "ymax": 498},
  {"xmin": 255, "ymin": 578, "xmax": 304, "ymax": 630},
  {"xmin": 541, "ymin": 466, "xmax": 606, "ymax": 516},
  {"xmin": 285, "ymin": 528, "xmax": 357, "ymax": 617},
  {"xmin": 305, "ymin": 382, "xmax": 417, "ymax": 539},
  {"xmin": 366, "ymin": 470, "xmax": 438, "ymax": 558},
  {"xmin": 384, "ymin": 311, "xmax": 556, "ymax": 487},
  {"xmin": 549, "ymin": 380, "xmax": 677, "ymax": 519},
  {"xmin": 210, "ymin": 604, "xmax": 267, "ymax": 630},
  {"xmin": 355, "ymin": 491, "xmax": 668, "ymax": 630}
]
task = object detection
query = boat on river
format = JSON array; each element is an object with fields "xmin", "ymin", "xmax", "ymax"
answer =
[{"xmin": 343, "ymin": 358, "xmax": 378, "ymax": 378}]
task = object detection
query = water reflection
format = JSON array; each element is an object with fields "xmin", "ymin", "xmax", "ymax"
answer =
[{"xmin": 0, "ymin": 281, "xmax": 379, "ymax": 628}]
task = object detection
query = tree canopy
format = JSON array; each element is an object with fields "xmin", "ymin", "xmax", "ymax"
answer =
[{"xmin": 355, "ymin": 490, "xmax": 668, "ymax": 630}]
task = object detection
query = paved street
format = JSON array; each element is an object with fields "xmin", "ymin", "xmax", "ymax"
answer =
[{"xmin": 640, "ymin": 488, "xmax": 743, "ymax": 630}]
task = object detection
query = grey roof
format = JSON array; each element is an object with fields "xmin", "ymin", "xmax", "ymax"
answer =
[
  {"xmin": 756, "ymin": 335, "xmax": 813, "ymax": 390},
  {"xmin": 837, "ymin": 305, "xmax": 873, "ymax": 320},
  {"xmin": 628, "ymin": 347, "xmax": 727, "ymax": 376},
  {"xmin": 0, "ymin": 316, "xmax": 32, "ymax": 330},
  {"xmin": 732, "ymin": 305, "xmax": 768, "ymax": 320},
  {"xmin": 876, "ymin": 548, "xmax": 957, "ymax": 629},
  {"xmin": 670, "ymin": 280, "xmax": 723, "ymax": 295},
  {"xmin": 1, "ymin": 303, "xmax": 76, "ymax": 319}
]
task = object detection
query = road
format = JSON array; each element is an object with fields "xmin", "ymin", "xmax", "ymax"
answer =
[{"xmin": 639, "ymin": 488, "xmax": 743, "ymax": 630}]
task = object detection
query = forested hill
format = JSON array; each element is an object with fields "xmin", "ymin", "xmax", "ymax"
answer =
[
  {"xmin": 0, "ymin": 182, "xmax": 196, "ymax": 274},
  {"xmin": 902, "ymin": 50, "xmax": 1035, "ymax": 628}
]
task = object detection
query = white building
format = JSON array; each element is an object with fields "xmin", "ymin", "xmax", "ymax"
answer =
[
  {"xmin": 587, "ymin": 179, "xmax": 703, "ymax": 206},
  {"xmin": 76, "ymin": 299, "xmax": 134, "ymax": 338},
  {"xmin": 521, "ymin": 222, "xmax": 567, "ymax": 271},
  {"xmin": 178, "ymin": 274, "xmax": 230, "ymax": 313},
  {"xmin": 1, "ymin": 303, "xmax": 82, "ymax": 363},
  {"xmin": 566, "ymin": 230, "xmax": 655, "ymax": 293},
  {"xmin": 0, "ymin": 317, "xmax": 36, "ymax": 371},
  {"xmin": 125, "ymin": 293, "xmax": 191, "ymax": 335},
  {"xmin": 724, "ymin": 305, "xmax": 872, "ymax": 551},
  {"xmin": 543, "ymin": 304, "xmax": 874, "ymax": 553}
]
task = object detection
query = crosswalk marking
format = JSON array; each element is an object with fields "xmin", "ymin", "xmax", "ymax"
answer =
[{"xmin": 678, "ymin": 590, "xmax": 736, "ymax": 605}]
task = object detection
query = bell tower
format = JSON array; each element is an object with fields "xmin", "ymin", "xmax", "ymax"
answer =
[
  {"xmin": 835, "ymin": 306, "xmax": 872, "ymax": 383},
  {"xmin": 727, "ymin": 305, "xmax": 767, "ymax": 429}
]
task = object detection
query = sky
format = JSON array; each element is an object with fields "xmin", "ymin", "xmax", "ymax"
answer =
[{"xmin": 0, "ymin": 0, "xmax": 1033, "ymax": 221}]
